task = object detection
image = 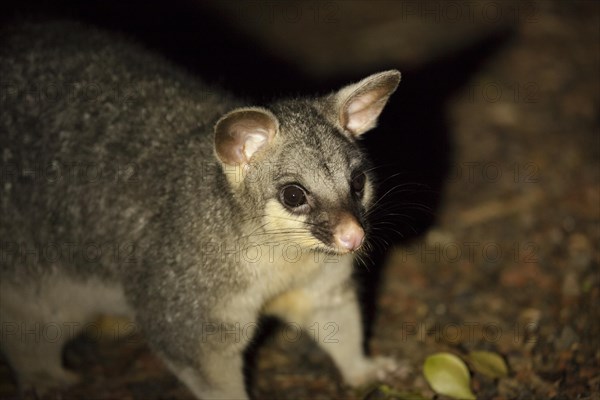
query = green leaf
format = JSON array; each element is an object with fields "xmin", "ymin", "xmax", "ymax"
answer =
[
  {"xmin": 423, "ymin": 353, "xmax": 476, "ymax": 400},
  {"xmin": 468, "ymin": 351, "xmax": 508, "ymax": 379}
]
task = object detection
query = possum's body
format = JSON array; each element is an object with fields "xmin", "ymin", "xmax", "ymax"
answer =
[{"xmin": 0, "ymin": 21, "xmax": 400, "ymax": 399}]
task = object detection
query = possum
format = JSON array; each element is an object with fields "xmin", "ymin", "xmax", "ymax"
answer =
[{"xmin": 0, "ymin": 20, "xmax": 401, "ymax": 399}]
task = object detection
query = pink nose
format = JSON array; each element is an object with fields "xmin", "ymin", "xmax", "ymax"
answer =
[{"xmin": 334, "ymin": 215, "xmax": 365, "ymax": 252}]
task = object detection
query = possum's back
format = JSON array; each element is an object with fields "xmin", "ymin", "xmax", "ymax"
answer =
[{"xmin": 0, "ymin": 21, "xmax": 235, "ymax": 279}]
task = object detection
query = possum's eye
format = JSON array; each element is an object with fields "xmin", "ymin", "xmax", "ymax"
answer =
[
  {"xmin": 280, "ymin": 184, "xmax": 308, "ymax": 209},
  {"xmin": 351, "ymin": 172, "xmax": 366, "ymax": 195}
]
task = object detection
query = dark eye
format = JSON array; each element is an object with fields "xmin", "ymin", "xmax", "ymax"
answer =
[
  {"xmin": 280, "ymin": 185, "xmax": 307, "ymax": 208},
  {"xmin": 351, "ymin": 172, "xmax": 366, "ymax": 194}
]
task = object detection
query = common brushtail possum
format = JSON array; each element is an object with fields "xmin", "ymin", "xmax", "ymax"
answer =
[{"xmin": 0, "ymin": 21, "xmax": 400, "ymax": 399}]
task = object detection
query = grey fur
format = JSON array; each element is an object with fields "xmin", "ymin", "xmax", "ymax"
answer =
[{"xmin": 0, "ymin": 20, "xmax": 400, "ymax": 399}]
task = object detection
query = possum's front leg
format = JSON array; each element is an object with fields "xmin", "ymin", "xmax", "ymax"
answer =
[
  {"xmin": 133, "ymin": 288, "xmax": 254, "ymax": 400},
  {"xmin": 164, "ymin": 344, "xmax": 249, "ymax": 399},
  {"xmin": 310, "ymin": 286, "xmax": 397, "ymax": 386},
  {"xmin": 153, "ymin": 319, "xmax": 252, "ymax": 400},
  {"xmin": 264, "ymin": 257, "xmax": 397, "ymax": 387}
]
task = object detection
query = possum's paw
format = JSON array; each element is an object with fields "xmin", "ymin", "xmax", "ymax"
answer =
[{"xmin": 344, "ymin": 356, "xmax": 404, "ymax": 387}]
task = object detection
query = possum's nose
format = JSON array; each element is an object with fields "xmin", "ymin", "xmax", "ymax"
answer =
[{"xmin": 334, "ymin": 215, "xmax": 365, "ymax": 252}]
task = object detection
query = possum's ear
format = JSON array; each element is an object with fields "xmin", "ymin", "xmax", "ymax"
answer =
[
  {"xmin": 322, "ymin": 70, "xmax": 400, "ymax": 137},
  {"xmin": 214, "ymin": 107, "xmax": 278, "ymax": 167}
]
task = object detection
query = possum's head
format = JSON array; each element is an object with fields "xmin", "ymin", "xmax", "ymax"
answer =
[{"xmin": 214, "ymin": 70, "xmax": 400, "ymax": 254}]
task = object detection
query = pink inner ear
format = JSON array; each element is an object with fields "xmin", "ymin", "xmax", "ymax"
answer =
[
  {"xmin": 241, "ymin": 131, "xmax": 268, "ymax": 161},
  {"xmin": 344, "ymin": 91, "xmax": 386, "ymax": 134},
  {"xmin": 215, "ymin": 108, "xmax": 278, "ymax": 166},
  {"xmin": 334, "ymin": 70, "xmax": 400, "ymax": 137},
  {"xmin": 227, "ymin": 121, "xmax": 271, "ymax": 164}
]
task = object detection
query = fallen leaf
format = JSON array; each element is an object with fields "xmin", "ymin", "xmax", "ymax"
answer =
[
  {"xmin": 423, "ymin": 353, "xmax": 476, "ymax": 399},
  {"xmin": 468, "ymin": 351, "xmax": 509, "ymax": 379}
]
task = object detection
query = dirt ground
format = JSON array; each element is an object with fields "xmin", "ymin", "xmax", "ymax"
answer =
[{"xmin": 1, "ymin": 0, "xmax": 598, "ymax": 399}]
